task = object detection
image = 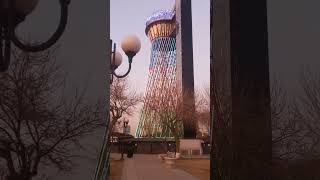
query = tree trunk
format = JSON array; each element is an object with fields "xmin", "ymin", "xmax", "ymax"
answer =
[
  {"xmin": 120, "ymin": 142, "xmax": 124, "ymax": 160},
  {"xmin": 175, "ymin": 137, "xmax": 180, "ymax": 155}
]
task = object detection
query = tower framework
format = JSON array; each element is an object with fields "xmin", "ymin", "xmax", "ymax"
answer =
[{"xmin": 136, "ymin": 10, "xmax": 182, "ymax": 138}]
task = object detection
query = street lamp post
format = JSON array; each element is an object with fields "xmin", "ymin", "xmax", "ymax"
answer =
[
  {"xmin": 119, "ymin": 118, "xmax": 129, "ymax": 160},
  {"xmin": 110, "ymin": 35, "xmax": 141, "ymax": 84},
  {"xmin": 0, "ymin": 0, "xmax": 70, "ymax": 72},
  {"xmin": 122, "ymin": 118, "xmax": 129, "ymax": 134}
]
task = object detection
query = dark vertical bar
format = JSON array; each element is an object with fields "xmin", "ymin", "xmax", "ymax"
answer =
[
  {"xmin": 230, "ymin": 0, "xmax": 271, "ymax": 179},
  {"xmin": 175, "ymin": 0, "xmax": 196, "ymax": 138},
  {"xmin": 106, "ymin": 0, "xmax": 111, "ymax": 150},
  {"xmin": 210, "ymin": 1, "xmax": 214, "ymax": 179},
  {"xmin": 212, "ymin": 0, "xmax": 271, "ymax": 179},
  {"xmin": 0, "ymin": 25, "xmax": 3, "ymax": 70}
]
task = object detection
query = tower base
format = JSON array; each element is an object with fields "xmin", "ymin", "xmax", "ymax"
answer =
[{"xmin": 179, "ymin": 139, "xmax": 203, "ymax": 157}]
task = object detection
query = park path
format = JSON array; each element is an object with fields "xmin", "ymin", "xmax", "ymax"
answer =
[{"xmin": 120, "ymin": 154, "xmax": 198, "ymax": 180}]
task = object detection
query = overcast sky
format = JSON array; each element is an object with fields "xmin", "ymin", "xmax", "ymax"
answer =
[{"xmin": 267, "ymin": 0, "xmax": 320, "ymax": 94}]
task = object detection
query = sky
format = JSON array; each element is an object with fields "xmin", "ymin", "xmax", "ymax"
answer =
[
  {"xmin": 267, "ymin": 0, "xmax": 320, "ymax": 94},
  {"xmin": 110, "ymin": 0, "xmax": 210, "ymax": 135}
]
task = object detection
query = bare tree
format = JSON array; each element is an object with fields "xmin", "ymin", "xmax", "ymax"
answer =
[
  {"xmin": 195, "ymin": 86, "xmax": 210, "ymax": 137},
  {"xmin": 271, "ymin": 68, "xmax": 320, "ymax": 179},
  {"xmin": 211, "ymin": 67, "xmax": 233, "ymax": 179},
  {"xmin": 148, "ymin": 88, "xmax": 195, "ymax": 154},
  {"xmin": 0, "ymin": 49, "xmax": 104, "ymax": 180},
  {"xmin": 107, "ymin": 77, "xmax": 141, "ymax": 161},
  {"xmin": 198, "ymin": 85, "xmax": 210, "ymax": 111},
  {"xmin": 271, "ymin": 78, "xmax": 303, "ymax": 160},
  {"xmin": 109, "ymin": 77, "xmax": 142, "ymax": 133},
  {"xmin": 292, "ymin": 68, "xmax": 320, "ymax": 159}
]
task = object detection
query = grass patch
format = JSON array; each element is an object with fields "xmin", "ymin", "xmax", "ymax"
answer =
[{"xmin": 175, "ymin": 159, "xmax": 210, "ymax": 180}]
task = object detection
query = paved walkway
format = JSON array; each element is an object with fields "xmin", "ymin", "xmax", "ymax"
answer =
[{"xmin": 118, "ymin": 154, "xmax": 198, "ymax": 180}]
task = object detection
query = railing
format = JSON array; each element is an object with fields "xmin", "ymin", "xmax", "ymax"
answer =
[
  {"xmin": 94, "ymin": 115, "xmax": 113, "ymax": 180},
  {"xmin": 93, "ymin": 127, "xmax": 110, "ymax": 180}
]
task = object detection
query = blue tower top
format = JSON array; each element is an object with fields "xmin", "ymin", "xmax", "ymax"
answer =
[{"xmin": 146, "ymin": 10, "xmax": 175, "ymax": 28}]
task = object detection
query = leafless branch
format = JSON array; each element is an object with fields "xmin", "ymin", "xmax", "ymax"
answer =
[{"xmin": 0, "ymin": 48, "xmax": 105, "ymax": 180}]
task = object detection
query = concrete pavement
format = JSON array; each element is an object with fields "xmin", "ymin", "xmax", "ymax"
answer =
[{"xmin": 118, "ymin": 154, "xmax": 198, "ymax": 180}]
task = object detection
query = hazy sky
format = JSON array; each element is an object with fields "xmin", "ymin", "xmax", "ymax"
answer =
[
  {"xmin": 111, "ymin": 0, "xmax": 210, "ymax": 134},
  {"xmin": 267, "ymin": 0, "xmax": 320, "ymax": 94}
]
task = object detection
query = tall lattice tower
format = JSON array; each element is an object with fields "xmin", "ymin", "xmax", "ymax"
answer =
[{"xmin": 136, "ymin": 10, "xmax": 180, "ymax": 138}]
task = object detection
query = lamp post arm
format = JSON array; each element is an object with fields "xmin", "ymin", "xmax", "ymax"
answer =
[
  {"xmin": 113, "ymin": 57, "xmax": 133, "ymax": 78},
  {"xmin": 11, "ymin": 0, "xmax": 70, "ymax": 52},
  {"xmin": 2, "ymin": 27, "xmax": 12, "ymax": 72},
  {"xmin": 0, "ymin": 26, "xmax": 4, "ymax": 71},
  {"xmin": 110, "ymin": 72, "xmax": 114, "ymax": 84},
  {"xmin": 0, "ymin": 0, "xmax": 14, "ymax": 72}
]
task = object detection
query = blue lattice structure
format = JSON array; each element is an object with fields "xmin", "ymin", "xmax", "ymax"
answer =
[{"xmin": 136, "ymin": 9, "xmax": 181, "ymax": 138}]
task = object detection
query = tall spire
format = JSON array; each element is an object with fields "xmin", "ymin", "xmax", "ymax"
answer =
[{"xmin": 175, "ymin": 0, "xmax": 196, "ymax": 138}]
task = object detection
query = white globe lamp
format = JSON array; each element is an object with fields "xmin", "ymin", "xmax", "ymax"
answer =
[
  {"xmin": 111, "ymin": 51, "xmax": 123, "ymax": 69},
  {"xmin": 121, "ymin": 35, "xmax": 141, "ymax": 59}
]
